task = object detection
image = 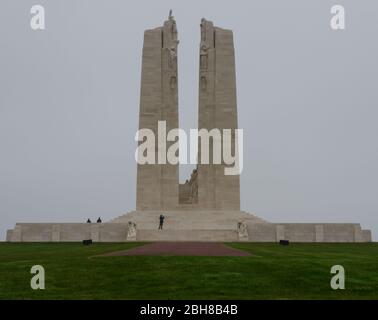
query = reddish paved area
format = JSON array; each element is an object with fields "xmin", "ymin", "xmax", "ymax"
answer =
[{"xmin": 101, "ymin": 242, "xmax": 250, "ymax": 257}]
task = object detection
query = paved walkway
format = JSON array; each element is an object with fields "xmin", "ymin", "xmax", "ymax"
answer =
[{"xmin": 101, "ymin": 242, "xmax": 250, "ymax": 257}]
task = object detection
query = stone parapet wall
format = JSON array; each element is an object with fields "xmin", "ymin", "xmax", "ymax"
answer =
[
  {"xmin": 246, "ymin": 222, "xmax": 372, "ymax": 242},
  {"xmin": 7, "ymin": 223, "xmax": 129, "ymax": 242}
]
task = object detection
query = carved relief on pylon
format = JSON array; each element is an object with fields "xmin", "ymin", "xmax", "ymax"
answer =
[
  {"xmin": 168, "ymin": 47, "xmax": 177, "ymax": 69},
  {"xmin": 170, "ymin": 76, "xmax": 177, "ymax": 90},
  {"xmin": 200, "ymin": 44, "xmax": 208, "ymax": 70},
  {"xmin": 201, "ymin": 76, "xmax": 207, "ymax": 91}
]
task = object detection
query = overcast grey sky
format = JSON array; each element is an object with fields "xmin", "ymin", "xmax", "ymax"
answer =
[{"xmin": 1, "ymin": 0, "xmax": 377, "ymax": 240}]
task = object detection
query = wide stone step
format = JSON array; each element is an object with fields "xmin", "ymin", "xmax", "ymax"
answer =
[
  {"xmin": 110, "ymin": 220, "xmax": 256, "ymax": 230},
  {"xmin": 116, "ymin": 220, "xmax": 241, "ymax": 229},
  {"xmin": 136, "ymin": 229, "xmax": 238, "ymax": 241}
]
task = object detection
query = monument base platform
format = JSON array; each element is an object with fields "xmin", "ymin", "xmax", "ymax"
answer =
[{"xmin": 6, "ymin": 210, "xmax": 372, "ymax": 242}]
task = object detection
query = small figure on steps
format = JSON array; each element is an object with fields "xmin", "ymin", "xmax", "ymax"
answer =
[{"xmin": 158, "ymin": 214, "xmax": 165, "ymax": 230}]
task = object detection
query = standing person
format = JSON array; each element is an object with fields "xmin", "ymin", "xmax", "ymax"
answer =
[{"xmin": 158, "ymin": 214, "xmax": 165, "ymax": 230}]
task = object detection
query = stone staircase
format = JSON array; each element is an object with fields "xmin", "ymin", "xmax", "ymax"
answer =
[
  {"xmin": 110, "ymin": 210, "xmax": 266, "ymax": 227},
  {"xmin": 109, "ymin": 210, "xmax": 267, "ymax": 241}
]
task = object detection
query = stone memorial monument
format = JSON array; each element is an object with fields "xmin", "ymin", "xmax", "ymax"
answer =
[{"xmin": 6, "ymin": 13, "xmax": 372, "ymax": 243}]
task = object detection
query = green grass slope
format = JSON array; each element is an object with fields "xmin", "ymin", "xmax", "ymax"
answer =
[{"xmin": 0, "ymin": 242, "xmax": 377, "ymax": 299}]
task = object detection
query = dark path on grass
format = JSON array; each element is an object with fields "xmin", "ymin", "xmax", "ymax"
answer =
[{"xmin": 100, "ymin": 242, "xmax": 251, "ymax": 256}]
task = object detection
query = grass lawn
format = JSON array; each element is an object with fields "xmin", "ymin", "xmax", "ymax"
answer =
[{"xmin": 0, "ymin": 242, "xmax": 377, "ymax": 299}]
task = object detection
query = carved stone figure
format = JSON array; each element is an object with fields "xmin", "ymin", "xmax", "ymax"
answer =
[
  {"xmin": 200, "ymin": 44, "xmax": 208, "ymax": 70},
  {"xmin": 237, "ymin": 222, "xmax": 249, "ymax": 241},
  {"xmin": 170, "ymin": 76, "xmax": 177, "ymax": 89},
  {"xmin": 188, "ymin": 169, "xmax": 198, "ymax": 203},
  {"xmin": 200, "ymin": 18, "xmax": 207, "ymax": 41},
  {"xmin": 127, "ymin": 221, "xmax": 137, "ymax": 241},
  {"xmin": 169, "ymin": 47, "xmax": 177, "ymax": 67},
  {"xmin": 201, "ymin": 76, "xmax": 207, "ymax": 91}
]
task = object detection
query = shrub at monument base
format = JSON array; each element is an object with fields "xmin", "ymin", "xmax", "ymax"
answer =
[{"xmin": 0, "ymin": 242, "xmax": 377, "ymax": 299}]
